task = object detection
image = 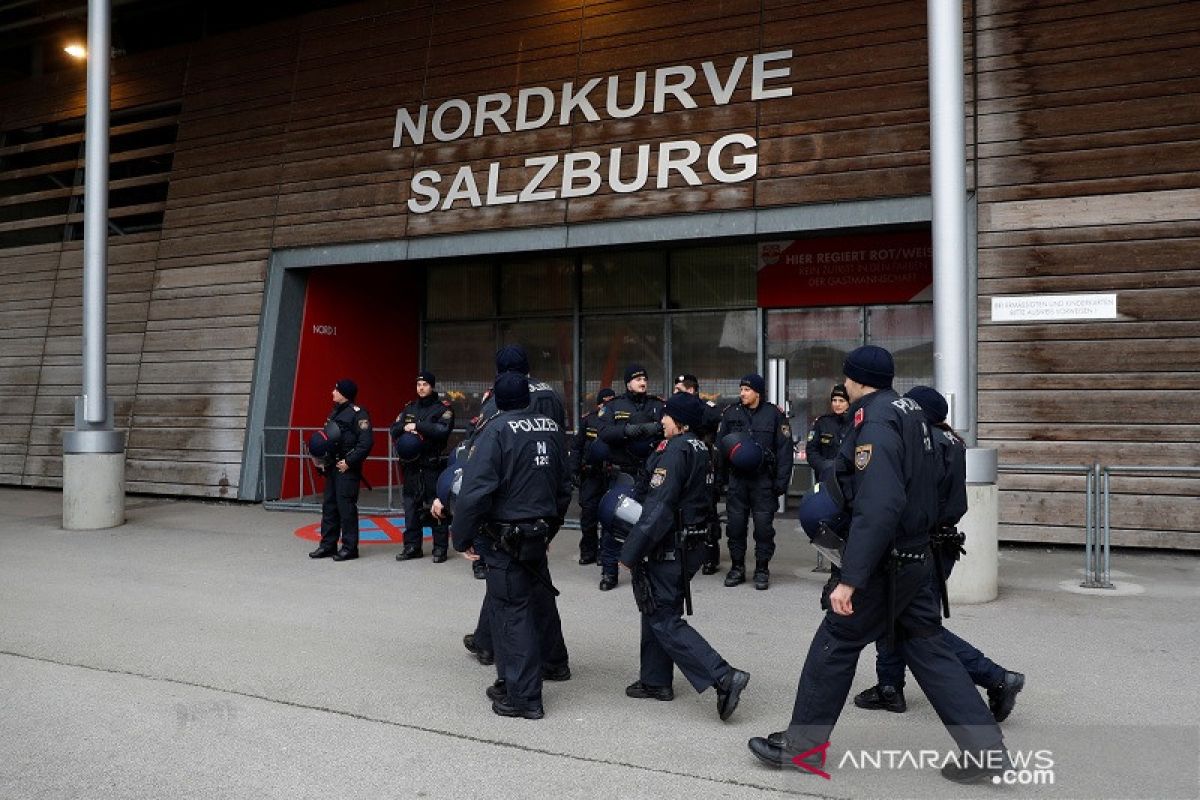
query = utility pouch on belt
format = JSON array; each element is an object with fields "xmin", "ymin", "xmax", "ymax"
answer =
[
  {"xmin": 931, "ymin": 525, "xmax": 967, "ymax": 561},
  {"xmin": 631, "ymin": 563, "xmax": 657, "ymax": 616},
  {"xmin": 490, "ymin": 520, "xmax": 550, "ymax": 562}
]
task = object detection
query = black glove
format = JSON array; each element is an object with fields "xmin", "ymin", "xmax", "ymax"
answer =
[
  {"xmin": 626, "ymin": 421, "xmax": 664, "ymax": 439},
  {"xmin": 774, "ymin": 483, "xmax": 788, "ymax": 497}
]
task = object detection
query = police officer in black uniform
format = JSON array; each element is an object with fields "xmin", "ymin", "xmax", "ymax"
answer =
[
  {"xmin": 854, "ymin": 385, "xmax": 1025, "ymax": 720},
  {"xmin": 747, "ymin": 347, "xmax": 1009, "ymax": 785},
  {"xmin": 805, "ymin": 384, "xmax": 851, "ymax": 483},
  {"xmin": 619, "ymin": 391, "xmax": 751, "ymax": 720},
  {"xmin": 392, "ymin": 370, "xmax": 455, "ymax": 562},
  {"xmin": 570, "ymin": 387, "xmax": 616, "ymax": 565},
  {"xmin": 717, "ymin": 374, "xmax": 793, "ymax": 590},
  {"xmin": 672, "ymin": 373, "xmax": 724, "ymax": 575},
  {"xmin": 308, "ymin": 378, "xmax": 373, "ymax": 562},
  {"xmin": 596, "ymin": 364, "xmax": 665, "ymax": 591},
  {"xmin": 451, "ymin": 372, "xmax": 573, "ymax": 720},
  {"xmin": 452, "ymin": 344, "xmax": 568, "ymax": 669}
]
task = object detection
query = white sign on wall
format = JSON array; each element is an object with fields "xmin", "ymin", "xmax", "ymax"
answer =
[{"xmin": 991, "ymin": 293, "xmax": 1118, "ymax": 322}]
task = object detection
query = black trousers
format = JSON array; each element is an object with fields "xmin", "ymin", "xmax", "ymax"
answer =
[
  {"xmin": 402, "ymin": 465, "xmax": 448, "ymax": 551},
  {"xmin": 638, "ymin": 546, "xmax": 730, "ymax": 692},
  {"xmin": 482, "ymin": 546, "xmax": 569, "ymax": 711},
  {"xmin": 318, "ymin": 470, "xmax": 360, "ymax": 551},
  {"xmin": 785, "ymin": 558, "xmax": 1005, "ymax": 755},
  {"xmin": 725, "ymin": 475, "xmax": 776, "ymax": 562},
  {"xmin": 578, "ymin": 471, "xmax": 606, "ymax": 556}
]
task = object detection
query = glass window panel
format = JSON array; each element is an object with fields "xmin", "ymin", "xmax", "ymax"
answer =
[
  {"xmin": 581, "ymin": 251, "xmax": 665, "ymax": 310},
  {"xmin": 424, "ymin": 321, "xmax": 496, "ymax": 424},
  {"xmin": 766, "ymin": 307, "xmax": 863, "ymax": 496},
  {"xmin": 867, "ymin": 304, "xmax": 933, "ymax": 395},
  {"xmin": 426, "ymin": 262, "xmax": 494, "ymax": 320},
  {"xmin": 500, "ymin": 317, "xmax": 576, "ymax": 429},
  {"xmin": 669, "ymin": 244, "xmax": 756, "ymax": 309},
  {"xmin": 499, "ymin": 257, "xmax": 574, "ymax": 314},
  {"xmin": 581, "ymin": 315, "xmax": 666, "ymax": 407},
  {"xmin": 669, "ymin": 311, "xmax": 757, "ymax": 407}
]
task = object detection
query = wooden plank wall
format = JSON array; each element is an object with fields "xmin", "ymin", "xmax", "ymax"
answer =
[
  {"xmin": 974, "ymin": 0, "xmax": 1200, "ymax": 548},
  {"xmin": 0, "ymin": 0, "xmax": 1195, "ymax": 546}
]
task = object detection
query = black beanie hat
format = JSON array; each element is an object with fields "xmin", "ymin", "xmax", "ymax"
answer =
[
  {"xmin": 740, "ymin": 373, "xmax": 766, "ymax": 395},
  {"xmin": 596, "ymin": 387, "xmax": 616, "ymax": 405},
  {"xmin": 495, "ymin": 344, "xmax": 529, "ymax": 375},
  {"xmin": 417, "ymin": 370, "xmax": 436, "ymax": 387},
  {"xmin": 335, "ymin": 378, "xmax": 358, "ymax": 402},
  {"xmin": 843, "ymin": 345, "xmax": 894, "ymax": 389},
  {"xmin": 624, "ymin": 363, "xmax": 647, "ymax": 384},
  {"xmin": 830, "ymin": 384, "xmax": 849, "ymax": 402},
  {"xmin": 905, "ymin": 385, "xmax": 949, "ymax": 424},
  {"xmin": 664, "ymin": 391, "xmax": 704, "ymax": 429},
  {"xmin": 493, "ymin": 372, "xmax": 529, "ymax": 411}
]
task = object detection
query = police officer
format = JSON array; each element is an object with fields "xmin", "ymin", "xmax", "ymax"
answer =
[
  {"xmin": 672, "ymin": 373, "xmax": 724, "ymax": 575},
  {"xmin": 853, "ymin": 385, "xmax": 1025, "ymax": 720},
  {"xmin": 451, "ymin": 372, "xmax": 573, "ymax": 720},
  {"xmin": 392, "ymin": 370, "xmax": 455, "ymax": 562},
  {"xmin": 596, "ymin": 364, "xmax": 665, "ymax": 591},
  {"xmin": 619, "ymin": 391, "xmax": 751, "ymax": 720},
  {"xmin": 570, "ymin": 387, "xmax": 616, "ymax": 565},
  {"xmin": 308, "ymin": 378, "xmax": 373, "ymax": 562},
  {"xmin": 447, "ymin": 344, "xmax": 567, "ymax": 580},
  {"xmin": 452, "ymin": 344, "xmax": 568, "ymax": 669},
  {"xmin": 717, "ymin": 374, "xmax": 793, "ymax": 590},
  {"xmin": 747, "ymin": 347, "xmax": 1009, "ymax": 785},
  {"xmin": 805, "ymin": 384, "xmax": 851, "ymax": 483}
]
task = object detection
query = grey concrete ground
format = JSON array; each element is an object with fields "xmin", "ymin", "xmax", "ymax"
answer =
[{"xmin": 1, "ymin": 486, "xmax": 1197, "ymax": 800}]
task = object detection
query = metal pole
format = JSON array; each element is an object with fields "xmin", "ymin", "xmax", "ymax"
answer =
[
  {"xmin": 82, "ymin": 0, "xmax": 110, "ymax": 424},
  {"xmin": 927, "ymin": 1, "xmax": 972, "ymax": 440},
  {"xmin": 1083, "ymin": 465, "xmax": 1095, "ymax": 586},
  {"xmin": 1101, "ymin": 468, "xmax": 1113, "ymax": 588}
]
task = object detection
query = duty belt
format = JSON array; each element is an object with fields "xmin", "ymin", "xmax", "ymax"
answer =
[{"xmin": 889, "ymin": 547, "xmax": 928, "ymax": 566}]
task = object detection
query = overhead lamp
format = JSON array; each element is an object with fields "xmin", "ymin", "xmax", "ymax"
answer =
[{"xmin": 64, "ymin": 43, "xmax": 87, "ymax": 59}]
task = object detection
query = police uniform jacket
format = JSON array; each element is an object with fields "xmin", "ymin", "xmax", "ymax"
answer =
[
  {"xmin": 717, "ymin": 401, "xmax": 794, "ymax": 493},
  {"xmin": 933, "ymin": 426, "xmax": 968, "ymax": 527},
  {"xmin": 465, "ymin": 378, "xmax": 566, "ymax": 442},
  {"xmin": 568, "ymin": 408, "xmax": 605, "ymax": 476},
  {"xmin": 389, "ymin": 392, "xmax": 454, "ymax": 469},
  {"xmin": 450, "ymin": 409, "xmax": 573, "ymax": 553},
  {"xmin": 322, "ymin": 401, "xmax": 373, "ymax": 474},
  {"xmin": 805, "ymin": 411, "xmax": 849, "ymax": 480},
  {"xmin": 596, "ymin": 391, "xmax": 665, "ymax": 473},
  {"xmin": 619, "ymin": 432, "xmax": 712, "ymax": 565},
  {"xmin": 833, "ymin": 389, "xmax": 938, "ymax": 589}
]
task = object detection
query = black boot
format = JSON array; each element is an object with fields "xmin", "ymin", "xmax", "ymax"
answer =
[
  {"xmin": 988, "ymin": 671, "xmax": 1025, "ymax": 722},
  {"xmin": 753, "ymin": 560, "xmax": 770, "ymax": 590},
  {"xmin": 853, "ymin": 684, "xmax": 907, "ymax": 713},
  {"xmin": 724, "ymin": 560, "xmax": 746, "ymax": 587},
  {"xmin": 716, "ymin": 668, "xmax": 750, "ymax": 720}
]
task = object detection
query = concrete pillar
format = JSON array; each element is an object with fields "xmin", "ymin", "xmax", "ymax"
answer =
[
  {"xmin": 948, "ymin": 447, "xmax": 999, "ymax": 604},
  {"xmin": 63, "ymin": 452, "xmax": 126, "ymax": 530}
]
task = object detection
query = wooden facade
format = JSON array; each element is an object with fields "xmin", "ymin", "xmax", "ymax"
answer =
[{"xmin": 0, "ymin": 0, "xmax": 1195, "ymax": 545}]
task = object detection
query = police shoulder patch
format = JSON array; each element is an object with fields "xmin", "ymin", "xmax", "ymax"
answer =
[
  {"xmin": 442, "ymin": 410, "xmax": 452, "ymax": 420},
  {"xmin": 655, "ymin": 439, "xmax": 668, "ymax": 452},
  {"xmin": 807, "ymin": 430, "xmax": 815, "ymax": 441},
  {"xmin": 598, "ymin": 407, "xmax": 606, "ymax": 417},
  {"xmin": 650, "ymin": 467, "xmax": 667, "ymax": 488},
  {"xmin": 781, "ymin": 423, "xmax": 791, "ymax": 438},
  {"xmin": 854, "ymin": 444, "xmax": 873, "ymax": 470},
  {"xmin": 358, "ymin": 419, "xmax": 370, "ymax": 430},
  {"xmin": 854, "ymin": 407, "xmax": 865, "ymax": 427}
]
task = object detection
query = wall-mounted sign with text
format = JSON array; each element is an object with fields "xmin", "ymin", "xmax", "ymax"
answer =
[
  {"xmin": 391, "ymin": 51, "xmax": 793, "ymax": 214},
  {"xmin": 991, "ymin": 293, "xmax": 1118, "ymax": 322},
  {"xmin": 756, "ymin": 231, "xmax": 933, "ymax": 308}
]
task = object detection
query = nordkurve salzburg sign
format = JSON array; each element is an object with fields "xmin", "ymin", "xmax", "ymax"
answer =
[{"xmin": 392, "ymin": 50, "xmax": 793, "ymax": 214}]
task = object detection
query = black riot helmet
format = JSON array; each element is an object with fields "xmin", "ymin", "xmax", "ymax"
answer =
[
  {"xmin": 436, "ymin": 463, "xmax": 464, "ymax": 514},
  {"xmin": 720, "ymin": 432, "xmax": 764, "ymax": 472},
  {"xmin": 393, "ymin": 431, "xmax": 424, "ymax": 462},
  {"xmin": 598, "ymin": 481, "xmax": 643, "ymax": 543}
]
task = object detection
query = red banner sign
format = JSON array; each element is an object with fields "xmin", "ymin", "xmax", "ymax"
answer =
[{"xmin": 757, "ymin": 231, "xmax": 932, "ymax": 307}]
